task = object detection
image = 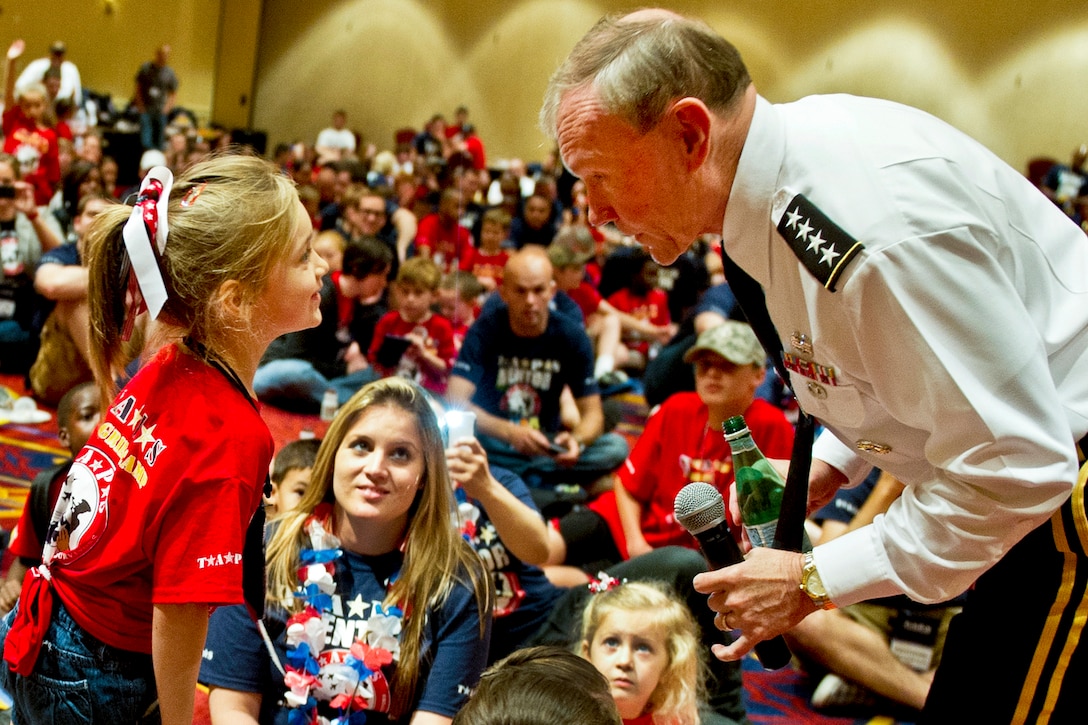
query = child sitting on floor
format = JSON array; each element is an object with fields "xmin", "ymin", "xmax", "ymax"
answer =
[
  {"xmin": 368, "ymin": 256, "xmax": 457, "ymax": 396},
  {"xmin": 580, "ymin": 580, "xmax": 710, "ymax": 725}
]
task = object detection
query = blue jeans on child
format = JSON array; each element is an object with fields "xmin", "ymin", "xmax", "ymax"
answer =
[{"xmin": 0, "ymin": 600, "xmax": 159, "ymax": 724}]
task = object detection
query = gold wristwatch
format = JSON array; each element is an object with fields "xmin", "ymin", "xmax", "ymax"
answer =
[{"xmin": 800, "ymin": 552, "xmax": 834, "ymax": 609}]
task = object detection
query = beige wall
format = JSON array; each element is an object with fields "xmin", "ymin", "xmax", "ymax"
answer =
[
  {"xmin": 16, "ymin": 1, "xmax": 1088, "ymax": 171},
  {"xmin": 5, "ymin": 0, "xmax": 222, "ymax": 123},
  {"xmin": 251, "ymin": 0, "xmax": 1088, "ymax": 170}
]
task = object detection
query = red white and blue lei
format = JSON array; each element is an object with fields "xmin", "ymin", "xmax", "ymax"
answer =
[{"xmin": 282, "ymin": 504, "xmax": 404, "ymax": 725}]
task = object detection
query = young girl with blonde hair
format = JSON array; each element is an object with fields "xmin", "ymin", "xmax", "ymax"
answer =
[
  {"xmin": 0, "ymin": 151, "xmax": 328, "ymax": 725},
  {"xmin": 581, "ymin": 580, "xmax": 709, "ymax": 725}
]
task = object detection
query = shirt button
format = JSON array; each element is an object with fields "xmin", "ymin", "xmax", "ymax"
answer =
[{"xmin": 807, "ymin": 381, "xmax": 827, "ymax": 399}]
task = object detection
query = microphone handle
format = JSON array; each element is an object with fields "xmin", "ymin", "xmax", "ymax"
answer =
[{"xmin": 696, "ymin": 522, "xmax": 794, "ymax": 671}]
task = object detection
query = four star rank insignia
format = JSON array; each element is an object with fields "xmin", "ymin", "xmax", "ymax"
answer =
[{"xmin": 776, "ymin": 193, "xmax": 864, "ymax": 292}]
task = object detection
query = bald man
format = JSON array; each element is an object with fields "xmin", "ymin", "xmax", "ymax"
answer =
[
  {"xmin": 542, "ymin": 8, "xmax": 1088, "ymax": 722},
  {"xmin": 448, "ymin": 248, "xmax": 628, "ymax": 493}
]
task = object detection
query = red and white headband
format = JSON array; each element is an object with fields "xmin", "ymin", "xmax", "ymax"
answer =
[{"xmin": 121, "ymin": 166, "xmax": 173, "ymax": 322}]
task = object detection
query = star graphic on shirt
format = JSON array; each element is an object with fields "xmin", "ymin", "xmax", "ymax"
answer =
[
  {"xmin": 129, "ymin": 404, "xmax": 145, "ymax": 430},
  {"xmin": 805, "ymin": 229, "xmax": 826, "ymax": 255},
  {"xmin": 478, "ymin": 523, "xmax": 498, "ymax": 546},
  {"xmin": 784, "ymin": 207, "xmax": 803, "ymax": 230},
  {"xmin": 795, "ymin": 218, "xmax": 813, "ymax": 242},
  {"xmin": 90, "ymin": 459, "xmax": 103, "ymax": 472},
  {"xmin": 135, "ymin": 422, "xmax": 158, "ymax": 448},
  {"xmin": 820, "ymin": 244, "xmax": 841, "ymax": 267},
  {"xmin": 347, "ymin": 593, "xmax": 369, "ymax": 619}
]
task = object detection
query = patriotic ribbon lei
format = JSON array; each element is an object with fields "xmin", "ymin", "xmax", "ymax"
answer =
[{"xmin": 283, "ymin": 504, "xmax": 403, "ymax": 725}]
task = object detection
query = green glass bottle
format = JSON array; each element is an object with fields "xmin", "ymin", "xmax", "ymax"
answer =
[{"xmin": 724, "ymin": 414, "xmax": 787, "ymax": 548}]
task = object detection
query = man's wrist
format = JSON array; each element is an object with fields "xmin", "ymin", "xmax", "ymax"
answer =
[{"xmin": 24, "ymin": 209, "xmax": 38, "ymax": 221}]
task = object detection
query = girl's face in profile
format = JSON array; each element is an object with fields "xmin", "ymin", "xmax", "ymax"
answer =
[{"xmin": 583, "ymin": 609, "xmax": 670, "ymax": 720}]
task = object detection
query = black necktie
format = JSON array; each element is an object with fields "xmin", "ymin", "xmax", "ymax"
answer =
[{"xmin": 721, "ymin": 249, "xmax": 814, "ymax": 553}]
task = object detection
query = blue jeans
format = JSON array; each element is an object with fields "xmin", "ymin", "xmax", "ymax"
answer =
[
  {"xmin": 0, "ymin": 600, "xmax": 159, "ymax": 724},
  {"xmin": 139, "ymin": 111, "xmax": 166, "ymax": 151},
  {"xmin": 477, "ymin": 431, "xmax": 629, "ymax": 489},
  {"xmin": 253, "ymin": 359, "xmax": 378, "ymax": 410}
]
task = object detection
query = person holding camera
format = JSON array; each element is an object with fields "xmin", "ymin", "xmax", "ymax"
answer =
[{"xmin": 0, "ymin": 151, "xmax": 61, "ymax": 370}]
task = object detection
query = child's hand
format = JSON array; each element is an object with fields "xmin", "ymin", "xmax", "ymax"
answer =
[
  {"xmin": 6, "ymin": 39, "xmax": 24, "ymax": 61},
  {"xmin": 344, "ymin": 341, "xmax": 369, "ymax": 373}
]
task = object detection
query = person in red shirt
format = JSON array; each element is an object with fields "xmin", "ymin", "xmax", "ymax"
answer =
[
  {"xmin": 605, "ymin": 250, "xmax": 676, "ymax": 371},
  {"xmin": 415, "ymin": 187, "xmax": 474, "ymax": 274},
  {"xmin": 462, "ymin": 208, "xmax": 511, "ymax": 291},
  {"xmin": 0, "ymin": 154, "xmax": 329, "ymax": 725},
  {"xmin": 0, "ymin": 382, "xmax": 102, "ymax": 615},
  {"xmin": 550, "ymin": 320, "xmax": 792, "ymax": 570},
  {"xmin": 438, "ymin": 269, "xmax": 483, "ymax": 352},
  {"xmin": 3, "ymin": 40, "xmax": 61, "ymax": 207},
  {"xmin": 368, "ymin": 256, "xmax": 457, "ymax": 395}
]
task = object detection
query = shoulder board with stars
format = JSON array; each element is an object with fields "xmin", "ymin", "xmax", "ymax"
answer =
[{"xmin": 776, "ymin": 193, "xmax": 864, "ymax": 292}]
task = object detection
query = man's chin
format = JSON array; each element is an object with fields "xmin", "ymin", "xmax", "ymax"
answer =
[{"xmin": 638, "ymin": 236, "xmax": 686, "ymax": 266}]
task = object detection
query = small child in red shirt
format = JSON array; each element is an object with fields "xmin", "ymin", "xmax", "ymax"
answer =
[
  {"xmin": 415, "ymin": 187, "xmax": 474, "ymax": 274},
  {"xmin": 606, "ymin": 250, "xmax": 676, "ymax": 370},
  {"xmin": 438, "ymin": 269, "xmax": 483, "ymax": 352},
  {"xmin": 3, "ymin": 40, "xmax": 61, "ymax": 206},
  {"xmin": 369, "ymin": 256, "xmax": 457, "ymax": 395},
  {"xmin": 462, "ymin": 208, "xmax": 511, "ymax": 291}
]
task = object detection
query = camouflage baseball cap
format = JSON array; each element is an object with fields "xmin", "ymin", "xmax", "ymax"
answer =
[{"xmin": 683, "ymin": 320, "xmax": 766, "ymax": 366}]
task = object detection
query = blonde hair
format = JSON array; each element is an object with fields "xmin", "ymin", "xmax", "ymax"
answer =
[
  {"xmin": 85, "ymin": 151, "xmax": 300, "ymax": 397},
  {"xmin": 581, "ymin": 581, "xmax": 704, "ymax": 725},
  {"xmin": 266, "ymin": 377, "xmax": 491, "ymax": 720},
  {"xmin": 397, "ymin": 255, "xmax": 441, "ymax": 291}
]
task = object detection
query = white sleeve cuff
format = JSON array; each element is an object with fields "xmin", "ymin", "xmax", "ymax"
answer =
[{"xmin": 812, "ymin": 430, "xmax": 872, "ymax": 487}]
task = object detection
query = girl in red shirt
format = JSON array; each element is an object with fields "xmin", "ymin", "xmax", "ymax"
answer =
[{"xmin": 1, "ymin": 153, "xmax": 329, "ymax": 725}]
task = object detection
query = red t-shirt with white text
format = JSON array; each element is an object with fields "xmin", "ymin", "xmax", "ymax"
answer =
[{"xmin": 47, "ymin": 344, "xmax": 272, "ymax": 653}]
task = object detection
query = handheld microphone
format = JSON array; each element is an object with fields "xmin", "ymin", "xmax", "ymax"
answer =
[{"xmin": 674, "ymin": 482, "xmax": 793, "ymax": 670}]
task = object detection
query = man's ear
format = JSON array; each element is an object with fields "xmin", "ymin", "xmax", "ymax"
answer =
[
  {"xmin": 671, "ymin": 97, "xmax": 712, "ymax": 171},
  {"xmin": 57, "ymin": 426, "xmax": 71, "ymax": 451}
]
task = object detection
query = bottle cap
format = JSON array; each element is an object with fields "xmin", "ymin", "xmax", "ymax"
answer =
[{"xmin": 723, "ymin": 415, "xmax": 751, "ymax": 440}]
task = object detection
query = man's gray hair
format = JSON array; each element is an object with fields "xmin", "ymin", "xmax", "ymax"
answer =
[{"xmin": 540, "ymin": 11, "xmax": 751, "ymax": 138}]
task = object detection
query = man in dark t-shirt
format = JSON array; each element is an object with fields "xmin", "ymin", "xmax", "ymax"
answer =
[{"xmin": 448, "ymin": 248, "xmax": 627, "ymax": 490}]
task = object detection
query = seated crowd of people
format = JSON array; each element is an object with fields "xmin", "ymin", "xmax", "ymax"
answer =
[{"xmin": 1, "ymin": 38, "xmax": 966, "ymax": 725}]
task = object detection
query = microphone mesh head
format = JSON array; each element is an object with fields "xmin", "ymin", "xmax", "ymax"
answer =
[{"xmin": 674, "ymin": 482, "xmax": 726, "ymax": 535}]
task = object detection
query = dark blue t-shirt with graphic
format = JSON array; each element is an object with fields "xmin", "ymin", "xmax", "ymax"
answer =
[
  {"xmin": 199, "ymin": 548, "xmax": 487, "ymax": 724},
  {"xmin": 461, "ymin": 465, "xmax": 566, "ymax": 662},
  {"xmin": 452, "ymin": 305, "xmax": 598, "ymax": 434}
]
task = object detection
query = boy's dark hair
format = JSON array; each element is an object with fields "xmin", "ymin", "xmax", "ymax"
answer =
[
  {"xmin": 440, "ymin": 270, "xmax": 483, "ymax": 301},
  {"xmin": 271, "ymin": 438, "xmax": 321, "ymax": 485},
  {"xmin": 342, "ymin": 236, "xmax": 393, "ymax": 279},
  {"xmin": 57, "ymin": 381, "xmax": 97, "ymax": 430},
  {"xmin": 452, "ymin": 646, "xmax": 621, "ymax": 725}
]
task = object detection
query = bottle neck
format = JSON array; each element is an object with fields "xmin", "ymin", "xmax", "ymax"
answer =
[{"xmin": 725, "ymin": 429, "xmax": 757, "ymax": 454}]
